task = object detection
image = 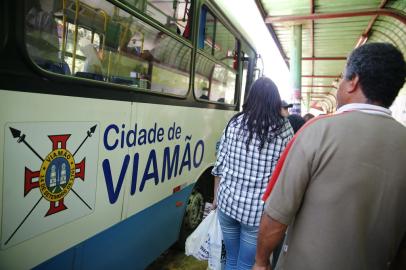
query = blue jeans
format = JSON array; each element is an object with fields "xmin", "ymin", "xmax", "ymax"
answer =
[{"xmin": 217, "ymin": 209, "xmax": 259, "ymax": 270}]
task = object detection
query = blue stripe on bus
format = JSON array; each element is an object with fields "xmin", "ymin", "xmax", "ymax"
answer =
[{"xmin": 33, "ymin": 184, "xmax": 193, "ymax": 270}]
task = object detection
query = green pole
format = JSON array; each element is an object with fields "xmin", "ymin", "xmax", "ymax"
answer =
[
  {"xmin": 290, "ymin": 24, "xmax": 302, "ymax": 115},
  {"xmin": 306, "ymin": 91, "xmax": 311, "ymax": 112}
]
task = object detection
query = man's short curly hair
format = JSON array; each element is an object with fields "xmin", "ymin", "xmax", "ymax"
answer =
[
  {"xmin": 344, "ymin": 43, "xmax": 406, "ymax": 107},
  {"xmin": 288, "ymin": 114, "xmax": 305, "ymax": 134}
]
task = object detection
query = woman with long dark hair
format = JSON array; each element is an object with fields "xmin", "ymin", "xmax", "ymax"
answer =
[{"xmin": 212, "ymin": 77, "xmax": 293, "ymax": 270}]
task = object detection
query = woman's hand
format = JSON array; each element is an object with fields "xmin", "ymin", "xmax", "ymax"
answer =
[
  {"xmin": 211, "ymin": 198, "xmax": 217, "ymax": 210},
  {"xmin": 252, "ymin": 262, "xmax": 271, "ymax": 270},
  {"xmin": 212, "ymin": 176, "xmax": 220, "ymax": 210}
]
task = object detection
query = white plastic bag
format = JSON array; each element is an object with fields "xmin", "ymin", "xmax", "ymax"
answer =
[{"xmin": 185, "ymin": 210, "xmax": 226, "ymax": 270}]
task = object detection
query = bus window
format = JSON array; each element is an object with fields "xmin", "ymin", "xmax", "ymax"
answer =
[
  {"xmin": 24, "ymin": 0, "xmax": 191, "ymax": 96},
  {"xmin": 214, "ymin": 22, "xmax": 238, "ymax": 69},
  {"xmin": 240, "ymin": 52, "xmax": 250, "ymax": 110},
  {"xmin": 123, "ymin": 0, "xmax": 192, "ymax": 39},
  {"xmin": 241, "ymin": 42, "xmax": 257, "ymax": 94},
  {"xmin": 25, "ymin": 1, "xmax": 63, "ymax": 74},
  {"xmin": 198, "ymin": 5, "xmax": 238, "ymax": 69},
  {"xmin": 195, "ymin": 53, "xmax": 236, "ymax": 104},
  {"xmin": 121, "ymin": 0, "xmax": 146, "ymax": 12},
  {"xmin": 198, "ymin": 6, "xmax": 215, "ymax": 55},
  {"xmin": 61, "ymin": 22, "xmax": 102, "ymax": 75},
  {"xmin": 195, "ymin": 6, "xmax": 239, "ymax": 104},
  {"xmin": 148, "ymin": 32, "xmax": 191, "ymax": 95},
  {"xmin": 0, "ymin": 0, "xmax": 6, "ymax": 51}
]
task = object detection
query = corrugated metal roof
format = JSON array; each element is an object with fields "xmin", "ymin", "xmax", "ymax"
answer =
[{"xmin": 256, "ymin": 0, "xmax": 406, "ymax": 113}]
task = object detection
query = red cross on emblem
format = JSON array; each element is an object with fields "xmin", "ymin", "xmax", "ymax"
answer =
[
  {"xmin": 24, "ymin": 135, "xmax": 86, "ymax": 216},
  {"xmin": 5, "ymin": 125, "xmax": 96, "ymax": 247}
]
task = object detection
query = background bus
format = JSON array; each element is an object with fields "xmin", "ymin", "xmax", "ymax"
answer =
[{"xmin": 0, "ymin": 0, "xmax": 261, "ymax": 269}]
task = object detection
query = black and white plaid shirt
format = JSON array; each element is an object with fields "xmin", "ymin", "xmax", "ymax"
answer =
[{"xmin": 212, "ymin": 114, "xmax": 293, "ymax": 226}]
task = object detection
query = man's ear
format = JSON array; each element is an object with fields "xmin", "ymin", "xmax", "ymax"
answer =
[{"xmin": 347, "ymin": 74, "xmax": 360, "ymax": 93}]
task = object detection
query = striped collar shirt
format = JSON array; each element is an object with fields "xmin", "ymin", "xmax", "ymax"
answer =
[
  {"xmin": 336, "ymin": 103, "xmax": 392, "ymax": 116},
  {"xmin": 212, "ymin": 115, "xmax": 293, "ymax": 226}
]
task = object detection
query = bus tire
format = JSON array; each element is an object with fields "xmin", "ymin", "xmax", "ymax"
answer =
[{"xmin": 176, "ymin": 188, "xmax": 204, "ymax": 250}]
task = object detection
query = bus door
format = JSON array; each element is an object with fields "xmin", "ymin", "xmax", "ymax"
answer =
[
  {"xmin": 253, "ymin": 54, "xmax": 263, "ymax": 80},
  {"xmin": 240, "ymin": 51, "xmax": 257, "ymax": 108}
]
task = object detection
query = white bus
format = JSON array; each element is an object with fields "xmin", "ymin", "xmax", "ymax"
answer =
[{"xmin": 0, "ymin": 0, "xmax": 260, "ymax": 268}]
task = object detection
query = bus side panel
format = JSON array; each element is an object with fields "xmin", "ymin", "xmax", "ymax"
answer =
[
  {"xmin": 34, "ymin": 185, "xmax": 192, "ymax": 270},
  {"xmin": 0, "ymin": 90, "xmax": 234, "ymax": 269},
  {"xmin": 124, "ymin": 103, "xmax": 234, "ymax": 219},
  {"xmin": 0, "ymin": 90, "xmax": 131, "ymax": 269},
  {"xmin": 33, "ymin": 247, "xmax": 77, "ymax": 270}
]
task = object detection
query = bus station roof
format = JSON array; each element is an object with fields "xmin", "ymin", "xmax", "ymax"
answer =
[{"xmin": 255, "ymin": 0, "xmax": 406, "ymax": 113}]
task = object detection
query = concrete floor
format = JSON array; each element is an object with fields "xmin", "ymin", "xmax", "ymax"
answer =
[{"xmin": 146, "ymin": 248, "xmax": 208, "ymax": 270}]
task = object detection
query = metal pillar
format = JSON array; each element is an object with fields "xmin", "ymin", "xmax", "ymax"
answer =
[{"xmin": 290, "ymin": 24, "xmax": 302, "ymax": 115}]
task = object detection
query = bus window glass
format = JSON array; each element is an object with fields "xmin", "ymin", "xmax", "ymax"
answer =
[
  {"xmin": 120, "ymin": 0, "xmax": 146, "ymax": 11},
  {"xmin": 123, "ymin": 0, "xmax": 192, "ymax": 39},
  {"xmin": 195, "ymin": 53, "xmax": 236, "ymax": 104},
  {"xmin": 198, "ymin": 6, "xmax": 237, "ymax": 69},
  {"xmin": 214, "ymin": 22, "xmax": 237, "ymax": 69},
  {"xmin": 25, "ymin": 0, "xmax": 191, "ymax": 96},
  {"xmin": 60, "ymin": 23, "xmax": 101, "ymax": 74},
  {"xmin": 0, "ymin": 0, "xmax": 7, "ymax": 51},
  {"xmin": 25, "ymin": 1, "xmax": 61, "ymax": 71},
  {"xmin": 199, "ymin": 6, "xmax": 215, "ymax": 55},
  {"xmin": 240, "ymin": 52, "xmax": 249, "ymax": 110}
]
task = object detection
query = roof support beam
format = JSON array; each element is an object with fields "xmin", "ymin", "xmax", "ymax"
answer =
[
  {"xmin": 372, "ymin": 28, "xmax": 399, "ymax": 45},
  {"xmin": 310, "ymin": 0, "xmax": 315, "ymax": 61},
  {"xmin": 265, "ymin": 8, "xmax": 406, "ymax": 25},
  {"xmin": 310, "ymin": 0, "xmax": 315, "ymax": 110},
  {"xmin": 303, "ymin": 57, "xmax": 346, "ymax": 60},
  {"xmin": 302, "ymin": 85, "xmax": 337, "ymax": 88},
  {"xmin": 267, "ymin": 24, "xmax": 289, "ymax": 66},
  {"xmin": 255, "ymin": 0, "xmax": 289, "ymax": 67},
  {"xmin": 291, "ymin": 24, "xmax": 303, "ymax": 114},
  {"xmin": 302, "ymin": 75, "xmax": 339, "ymax": 78},
  {"xmin": 302, "ymin": 92, "xmax": 338, "ymax": 101},
  {"xmin": 302, "ymin": 93, "xmax": 337, "ymax": 113},
  {"xmin": 286, "ymin": 57, "xmax": 347, "ymax": 60},
  {"xmin": 355, "ymin": 0, "xmax": 388, "ymax": 47}
]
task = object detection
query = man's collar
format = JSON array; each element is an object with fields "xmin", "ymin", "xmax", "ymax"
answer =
[{"xmin": 336, "ymin": 103, "xmax": 392, "ymax": 116}]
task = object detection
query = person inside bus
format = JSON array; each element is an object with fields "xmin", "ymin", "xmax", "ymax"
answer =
[
  {"xmin": 25, "ymin": 0, "xmax": 67, "ymax": 74},
  {"xmin": 127, "ymin": 32, "xmax": 144, "ymax": 56},
  {"xmin": 254, "ymin": 43, "xmax": 406, "ymax": 270},
  {"xmin": 211, "ymin": 77, "xmax": 293, "ymax": 270},
  {"xmin": 79, "ymin": 38, "xmax": 104, "ymax": 76},
  {"xmin": 199, "ymin": 88, "xmax": 209, "ymax": 100},
  {"xmin": 217, "ymin": 98, "xmax": 225, "ymax": 103}
]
